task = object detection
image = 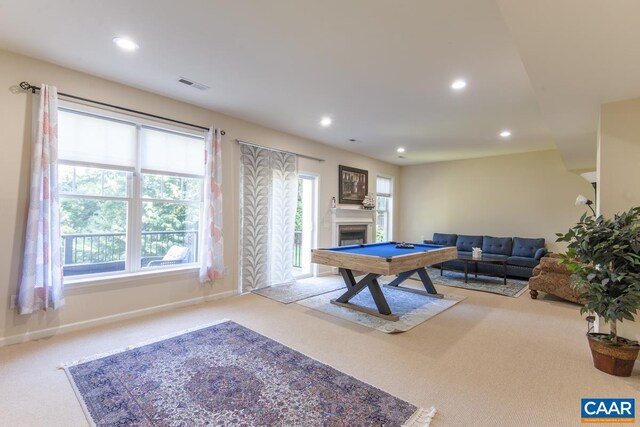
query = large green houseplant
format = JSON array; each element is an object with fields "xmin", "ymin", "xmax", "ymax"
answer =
[{"xmin": 556, "ymin": 206, "xmax": 640, "ymax": 377}]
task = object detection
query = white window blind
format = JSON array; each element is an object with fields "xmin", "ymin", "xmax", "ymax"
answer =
[
  {"xmin": 140, "ymin": 127, "xmax": 204, "ymax": 176},
  {"xmin": 377, "ymin": 176, "xmax": 392, "ymax": 196},
  {"xmin": 58, "ymin": 109, "xmax": 137, "ymax": 168}
]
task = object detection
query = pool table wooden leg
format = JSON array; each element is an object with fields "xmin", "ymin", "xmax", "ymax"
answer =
[
  {"xmin": 336, "ymin": 269, "xmax": 368, "ymax": 300},
  {"xmin": 339, "ymin": 268, "xmax": 357, "ymax": 290},
  {"xmin": 367, "ymin": 277, "xmax": 392, "ymax": 315},
  {"xmin": 383, "ymin": 267, "xmax": 444, "ymax": 299},
  {"xmin": 385, "ymin": 270, "xmax": 416, "ymax": 288},
  {"xmin": 335, "ymin": 270, "xmax": 383, "ymax": 306},
  {"xmin": 334, "ymin": 269, "xmax": 394, "ymax": 317}
]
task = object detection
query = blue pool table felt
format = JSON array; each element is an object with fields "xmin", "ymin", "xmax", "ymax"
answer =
[{"xmin": 324, "ymin": 242, "xmax": 443, "ymax": 258}]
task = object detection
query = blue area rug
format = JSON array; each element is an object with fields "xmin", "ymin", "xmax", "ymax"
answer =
[
  {"xmin": 252, "ymin": 278, "xmax": 344, "ymax": 303},
  {"xmin": 63, "ymin": 320, "xmax": 435, "ymax": 426},
  {"xmin": 297, "ymin": 285, "xmax": 465, "ymax": 333},
  {"xmin": 426, "ymin": 267, "xmax": 529, "ymax": 298}
]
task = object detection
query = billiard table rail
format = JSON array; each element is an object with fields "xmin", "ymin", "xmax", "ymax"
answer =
[{"xmin": 311, "ymin": 245, "xmax": 456, "ymax": 276}]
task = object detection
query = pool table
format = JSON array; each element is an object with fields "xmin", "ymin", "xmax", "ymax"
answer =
[{"xmin": 311, "ymin": 242, "xmax": 457, "ymax": 320}]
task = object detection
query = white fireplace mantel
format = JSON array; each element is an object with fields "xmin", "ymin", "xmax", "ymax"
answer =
[{"xmin": 330, "ymin": 208, "xmax": 376, "ymax": 246}]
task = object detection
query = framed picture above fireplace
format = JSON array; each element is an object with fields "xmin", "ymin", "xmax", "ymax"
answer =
[{"xmin": 339, "ymin": 165, "xmax": 368, "ymax": 204}]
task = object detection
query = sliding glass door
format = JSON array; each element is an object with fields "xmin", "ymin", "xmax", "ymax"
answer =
[{"xmin": 293, "ymin": 174, "xmax": 318, "ymax": 279}]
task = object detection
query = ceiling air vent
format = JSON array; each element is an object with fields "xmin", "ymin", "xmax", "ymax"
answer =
[{"xmin": 178, "ymin": 77, "xmax": 209, "ymax": 91}]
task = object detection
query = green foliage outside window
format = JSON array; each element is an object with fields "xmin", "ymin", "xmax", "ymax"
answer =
[
  {"xmin": 295, "ymin": 178, "xmax": 303, "ymax": 232},
  {"xmin": 59, "ymin": 165, "xmax": 201, "ymax": 264}
]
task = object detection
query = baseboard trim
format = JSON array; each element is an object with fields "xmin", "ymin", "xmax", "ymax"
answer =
[{"xmin": 0, "ymin": 290, "xmax": 237, "ymax": 347}]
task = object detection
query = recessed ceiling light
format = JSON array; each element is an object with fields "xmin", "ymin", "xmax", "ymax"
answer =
[
  {"xmin": 320, "ymin": 116, "xmax": 332, "ymax": 127},
  {"xmin": 500, "ymin": 130, "xmax": 512, "ymax": 138},
  {"xmin": 349, "ymin": 138, "xmax": 357, "ymax": 142},
  {"xmin": 113, "ymin": 37, "xmax": 139, "ymax": 51},
  {"xmin": 396, "ymin": 147, "xmax": 405, "ymax": 153},
  {"xmin": 450, "ymin": 79, "xmax": 467, "ymax": 90}
]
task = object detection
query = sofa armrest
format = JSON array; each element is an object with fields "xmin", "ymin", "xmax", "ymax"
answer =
[
  {"xmin": 423, "ymin": 240, "xmax": 435, "ymax": 244},
  {"xmin": 534, "ymin": 248, "xmax": 547, "ymax": 260}
]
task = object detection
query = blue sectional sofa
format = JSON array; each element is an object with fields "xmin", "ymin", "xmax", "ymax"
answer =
[{"xmin": 425, "ymin": 233, "xmax": 547, "ymax": 279}]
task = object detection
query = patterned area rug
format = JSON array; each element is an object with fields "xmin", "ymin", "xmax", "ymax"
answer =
[
  {"xmin": 297, "ymin": 284, "xmax": 465, "ymax": 333},
  {"xmin": 252, "ymin": 278, "xmax": 344, "ymax": 303},
  {"xmin": 63, "ymin": 320, "xmax": 436, "ymax": 426},
  {"xmin": 426, "ymin": 267, "xmax": 529, "ymax": 297}
]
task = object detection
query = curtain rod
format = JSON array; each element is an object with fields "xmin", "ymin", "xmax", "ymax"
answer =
[
  {"xmin": 18, "ymin": 81, "xmax": 224, "ymax": 135},
  {"xmin": 236, "ymin": 139, "xmax": 325, "ymax": 162}
]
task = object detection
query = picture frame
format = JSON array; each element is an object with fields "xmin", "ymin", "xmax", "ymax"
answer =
[{"xmin": 339, "ymin": 165, "xmax": 368, "ymax": 204}]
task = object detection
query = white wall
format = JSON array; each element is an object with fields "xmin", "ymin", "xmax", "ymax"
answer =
[
  {"xmin": 398, "ymin": 150, "xmax": 594, "ymax": 252},
  {"xmin": 598, "ymin": 97, "xmax": 640, "ymax": 342},
  {"xmin": 599, "ymin": 99, "xmax": 640, "ymax": 217},
  {"xmin": 0, "ymin": 48, "xmax": 400, "ymax": 342}
]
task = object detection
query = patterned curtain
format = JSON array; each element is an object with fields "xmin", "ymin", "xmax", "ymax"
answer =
[
  {"xmin": 199, "ymin": 128, "xmax": 224, "ymax": 283},
  {"xmin": 240, "ymin": 145, "xmax": 297, "ymax": 292},
  {"xmin": 18, "ymin": 84, "xmax": 64, "ymax": 314}
]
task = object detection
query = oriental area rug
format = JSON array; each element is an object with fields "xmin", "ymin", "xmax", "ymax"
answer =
[{"xmin": 63, "ymin": 320, "xmax": 436, "ymax": 426}]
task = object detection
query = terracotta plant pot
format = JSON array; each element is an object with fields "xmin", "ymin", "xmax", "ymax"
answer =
[{"xmin": 587, "ymin": 333, "xmax": 640, "ymax": 377}]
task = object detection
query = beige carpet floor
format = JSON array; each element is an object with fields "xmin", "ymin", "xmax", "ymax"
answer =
[{"xmin": 1, "ymin": 277, "xmax": 639, "ymax": 426}]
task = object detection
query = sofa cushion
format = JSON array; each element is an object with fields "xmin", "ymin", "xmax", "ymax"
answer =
[
  {"xmin": 507, "ymin": 256, "xmax": 539, "ymax": 269},
  {"xmin": 512, "ymin": 237, "xmax": 545, "ymax": 258},
  {"xmin": 432, "ymin": 233, "xmax": 458, "ymax": 246},
  {"xmin": 456, "ymin": 235, "xmax": 483, "ymax": 252},
  {"xmin": 482, "ymin": 236, "xmax": 513, "ymax": 256}
]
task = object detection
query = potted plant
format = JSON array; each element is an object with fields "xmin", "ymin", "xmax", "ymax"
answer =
[{"xmin": 556, "ymin": 207, "xmax": 640, "ymax": 377}]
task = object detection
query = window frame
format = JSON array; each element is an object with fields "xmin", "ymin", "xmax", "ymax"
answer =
[
  {"xmin": 376, "ymin": 175, "xmax": 394, "ymax": 242},
  {"xmin": 59, "ymin": 162, "xmax": 132, "ymax": 278},
  {"xmin": 57, "ymin": 101, "xmax": 206, "ymax": 284}
]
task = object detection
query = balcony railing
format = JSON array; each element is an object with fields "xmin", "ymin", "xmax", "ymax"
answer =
[
  {"xmin": 63, "ymin": 230, "xmax": 305, "ymax": 276},
  {"xmin": 293, "ymin": 230, "xmax": 302, "ymax": 268},
  {"xmin": 62, "ymin": 230, "xmax": 198, "ymax": 276}
]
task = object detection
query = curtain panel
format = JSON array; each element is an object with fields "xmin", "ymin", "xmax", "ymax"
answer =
[
  {"xmin": 240, "ymin": 145, "xmax": 297, "ymax": 292},
  {"xmin": 199, "ymin": 128, "xmax": 224, "ymax": 282},
  {"xmin": 19, "ymin": 84, "xmax": 64, "ymax": 314}
]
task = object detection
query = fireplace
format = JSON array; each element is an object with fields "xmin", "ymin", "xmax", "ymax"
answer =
[
  {"xmin": 327, "ymin": 208, "xmax": 375, "ymax": 274},
  {"xmin": 330, "ymin": 208, "xmax": 375, "ymax": 250},
  {"xmin": 338, "ymin": 224, "xmax": 367, "ymax": 246}
]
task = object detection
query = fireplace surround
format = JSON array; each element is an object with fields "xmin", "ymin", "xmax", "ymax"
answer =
[{"xmin": 330, "ymin": 208, "xmax": 376, "ymax": 247}]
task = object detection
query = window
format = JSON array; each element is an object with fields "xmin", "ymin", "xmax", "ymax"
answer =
[
  {"xmin": 58, "ymin": 106, "xmax": 205, "ymax": 279},
  {"xmin": 376, "ymin": 176, "xmax": 393, "ymax": 242}
]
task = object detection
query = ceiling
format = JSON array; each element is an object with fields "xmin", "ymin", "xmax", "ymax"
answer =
[
  {"xmin": 0, "ymin": 1, "xmax": 638, "ymax": 168},
  {"xmin": 496, "ymin": 0, "xmax": 640, "ymax": 171}
]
